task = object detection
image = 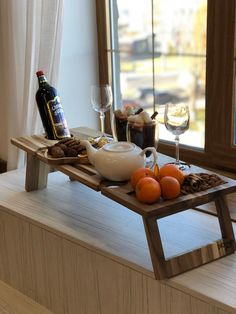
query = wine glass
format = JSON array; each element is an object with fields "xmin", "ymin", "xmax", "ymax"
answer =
[
  {"xmin": 164, "ymin": 102, "xmax": 190, "ymax": 169},
  {"xmin": 91, "ymin": 84, "xmax": 113, "ymax": 139}
]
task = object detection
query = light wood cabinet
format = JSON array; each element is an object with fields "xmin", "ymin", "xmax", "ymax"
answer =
[{"xmin": 0, "ymin": 169, "xmax": 235, "ymax": 313}]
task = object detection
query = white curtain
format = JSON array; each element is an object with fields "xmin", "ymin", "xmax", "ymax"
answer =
[{"xmin": 0, "ymin": 0, "xmax": 64, "ymax": 170}]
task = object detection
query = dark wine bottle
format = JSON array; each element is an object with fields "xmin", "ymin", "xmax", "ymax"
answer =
[{"xmin": 35, "ymin": 70, "xmax": 71, "ymax": 140}]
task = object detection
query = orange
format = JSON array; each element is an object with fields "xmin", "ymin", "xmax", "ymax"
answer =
[
  {"xmin": 135, "ymin": 177, "xmax": 161, "ymax": 204},
  {"xmin": 159, "ymin": 176, "xmax": 181, "ymax": 200},
  {"xmin": 159, "ymin": 164, "xmax": 185, "ymax": 185},
  {"xmin": 130, "ymin": 167, "xmax": 156, "ymax": 189}
]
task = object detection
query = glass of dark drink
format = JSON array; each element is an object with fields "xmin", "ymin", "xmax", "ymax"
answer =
[
  {"xmin": 126, "ymin": 111, "xmax": 159, "ymax": 158},
  {"xmin": 112, "ymin": 104, "xmax": 141, "ymax": 141},
  {"xmin": 112, "ymin": 110, "xmax": 128, "ymax": 141}
]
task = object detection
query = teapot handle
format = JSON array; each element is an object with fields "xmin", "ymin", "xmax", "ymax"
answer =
[{"xmin": 140, "ymin": 147, "xmax": 157, "ymax": 169}]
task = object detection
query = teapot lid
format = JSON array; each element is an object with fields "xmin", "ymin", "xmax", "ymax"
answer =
[{"xmin": 103, "ymin": 141, "xmax": 136, "ymax": 152}]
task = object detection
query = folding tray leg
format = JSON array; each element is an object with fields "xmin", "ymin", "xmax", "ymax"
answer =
[
  {"xmin": 215, "ymin": 196, "xmax": 236, "ymax": 253},
  {"xmin": 25, "ymin": 153, "xmax": 50, "ymax": 191},
  {"xmin": 142, "ymin": 216, "xmax": 168, "ymax": 279},
  {"xmin": 143, "ymin": 195, "xmax": 235, "ymax": 280}
]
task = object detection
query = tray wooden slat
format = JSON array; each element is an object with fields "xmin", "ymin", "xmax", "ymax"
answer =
[
  {"xmin": 101, "ymin": 179, "xmax": 236, "ymax": 218},
  {"xmin": 36, "ymin": 149, "xmax": 89, "ymax": 165},
  {"xmin": 11, "ymin": 134, "xmax": 56, "ymax": 154},
  {"xmin": 55, "ymin": 164, "xmax": 102, "ymax": 191}
]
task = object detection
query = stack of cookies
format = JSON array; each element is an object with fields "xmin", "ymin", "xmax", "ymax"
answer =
[{"xmin": 48, "ymin": 138, "xmax": 86, "ymax": 158}]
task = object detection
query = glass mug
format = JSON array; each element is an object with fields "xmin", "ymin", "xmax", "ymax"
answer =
[
  {"xmin": 126, "ymin": 118, "xmax": 159, "ymax": 157},
  {"xmin": 111, "ymin": 113, "xmax": 128, "ymax": 142}
]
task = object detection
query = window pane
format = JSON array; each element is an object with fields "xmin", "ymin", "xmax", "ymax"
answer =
[
  {"xmin": 111, "ymin": 0, "xmax": 152, "ymax": 110},
  {"xmin": 110, "ymin": 0, "xmax": 207, "ymax": 149},
  {"xmin": 154, "ymin": 1, "xmax": 207, "ymax": 148}
]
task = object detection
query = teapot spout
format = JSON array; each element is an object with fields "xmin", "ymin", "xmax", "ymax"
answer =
[{"xmin": 80, "ymin": 140, "xmax": 97, "ymax": 165}]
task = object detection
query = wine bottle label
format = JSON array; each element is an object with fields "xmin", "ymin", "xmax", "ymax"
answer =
[{"xmin": 46, "ymin": 96, "xmax": 70, "ymax": 139}]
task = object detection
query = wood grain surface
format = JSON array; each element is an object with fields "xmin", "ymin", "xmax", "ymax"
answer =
[
  {"xmin": 0, "ymin": 280, "xmax": 53, "ymax": 313},
  {"xmin": 38, "ymin": 149, "xmax": 88, "ymax": 165},
  {"xmin": 0, "ymin": 169, "xmax": 236, "ymax": 313},
  {"xmin": 195, "ymin": 193, "xmax": 236, "ymax": 222}
]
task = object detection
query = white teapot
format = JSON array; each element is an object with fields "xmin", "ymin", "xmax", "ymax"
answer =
[{"xmin": 81, "ymin": 140, "xmax": 157, "ymax": 182}]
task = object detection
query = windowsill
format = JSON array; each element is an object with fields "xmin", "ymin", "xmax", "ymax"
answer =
[{"xmin": 0, "ymin": 168, "xmax": 236, "ymax": 312}]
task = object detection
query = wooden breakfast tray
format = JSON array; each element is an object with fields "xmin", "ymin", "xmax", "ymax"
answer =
[{"xmin": 11, "ymin": 128, "xmax": 236, "ymax": 280}]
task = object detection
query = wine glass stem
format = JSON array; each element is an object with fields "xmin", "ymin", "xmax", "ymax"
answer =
[
  {"xmin": 100, "ymin": 111, "xmax": 105, "ymax": 135},
  {"xmin": 175, "ymin": 135, "xmax": 180, "ymax": 165}
]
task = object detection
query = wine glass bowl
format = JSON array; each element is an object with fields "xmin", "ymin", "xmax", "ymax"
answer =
[
  {"xmin": 164, "ymin": 102, "xmax": 190, "ymax": 169},
  {"xmin": 91, "ymin": 84, "xmax": 113, "ymax": 137}
]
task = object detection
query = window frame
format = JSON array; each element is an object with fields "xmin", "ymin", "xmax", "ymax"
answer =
[{"xmin": 95, "ymin": 0, "xmax": 236, "ymax": 172}]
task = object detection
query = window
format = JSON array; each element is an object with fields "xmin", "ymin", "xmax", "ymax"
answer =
[
  {"xmin": 58, "ymin": 0, "xmax": 99, "ymax": 131},
  {"xmin": 110, "ymin": 0, "xmax": 206, "ymax": 149},
  {"xmin": 95, "ymin": 0, "xmax": 236, "ymax": 172}
]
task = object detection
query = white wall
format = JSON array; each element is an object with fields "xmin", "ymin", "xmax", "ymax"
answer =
[{"xmin": 58, "ymin": 0, "xmax": 99, "ymax": 130}]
